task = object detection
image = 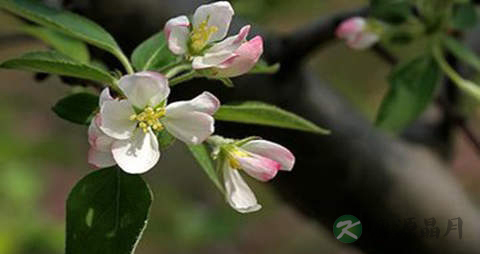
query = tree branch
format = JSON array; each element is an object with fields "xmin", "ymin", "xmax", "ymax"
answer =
[{"xmin": 268, "ymin": 7, "xmax": 369, "ymax": 71}]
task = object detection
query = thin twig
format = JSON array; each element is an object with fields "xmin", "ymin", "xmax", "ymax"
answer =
[
  {"xmin": 372, "ymin": 44, "xmax": 398, "ymax": 65},
  {"xmin": 436, "ymin": 97, "xmax": 480, "ymax": 156}
]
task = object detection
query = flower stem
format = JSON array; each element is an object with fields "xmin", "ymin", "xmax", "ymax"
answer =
[
  {"xmin": 165, "ymin": 64, "xmax": 193, "ymax": 79},
  {"xmin": 157, "ymin": 59, "xmax": 183, "ymax": 73},
  {"xmin": 109, "ymin": 80, "xmax": 124, "ymax": 95},
  {"xmin": 433, "ymin": 44, "xmax": 480, "ymax": 103},
  {"xmin": 115, "ymin": 51, "xmax": 134, "ymax": 75},
  {"xmin": 169, "ymin": 70, "xmax": 198, "ymax": 86}
]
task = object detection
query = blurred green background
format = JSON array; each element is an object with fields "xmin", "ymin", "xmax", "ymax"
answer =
[{"xmin": 1, "ymin": 0, "xmax": 480, "ymax": 253}]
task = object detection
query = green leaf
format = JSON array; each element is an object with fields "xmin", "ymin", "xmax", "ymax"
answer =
[
  {"xmin": 66, "ymin": 167, "xmax": 152, "ymax": 254},
  {"xmin": 156, "ymin": 130, "xmax": 176, "ymax": 151},
  {"xmin": 1, "ymin": 0, "xmax": 129, "ymax": 70},
  {"xmin": 0, "ymin": 51, "xmax": 116, "ymax": 83},
  {"xmin": 376, "ymin": 55, "xmax": 441, "ymax": 132},
  {"xmin": 451, "ymin": 3, "xmax": 477, "ymax": 30},
  {"xmin": 248, "ymin": 60, "xmax": 280, "ymax": 74},
  {"xmin": 443, "ymin": 36, "xmax": 480, "ymax": 72},
  {"xmin": 20, "ymin": 25, "xmax": 89, "ymax": 63},
  {"xmin": 188, "ymin": 144, "xmax": 224, "ymax": 192},
  {"xmin": 52, "ymin": 93, "xmax": 98, "ymax": 125},
  {"xmin": 214, "ymin": 102, "xmax": 330, "ymax": 134},
  {"xmin": 131, "ymin": 32, "xmax": 176, "ymax": 71},
  {"xmin": 370, "ymin": 0, "xmax": 411, "ymax": 24}
]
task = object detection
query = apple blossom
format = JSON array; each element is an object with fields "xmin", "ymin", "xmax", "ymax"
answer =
[
  {"xmin": 336, "ymin": 17, "xmax": 380, "ymax": 50},
  {"xmin": 88, "ymin": 71, "xmax": 220, "ymax": 174},
  {"xmin": 164, "ymin": 1, "xmax": 263, "ymax": 77},
  {"xmin": 220, "ymin": 139, "xmax": 295, "ymax": 213}
]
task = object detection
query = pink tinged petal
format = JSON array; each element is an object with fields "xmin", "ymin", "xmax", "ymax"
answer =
[
  {"xmin": 88, "ymin": 148, "xmax": 116, "ymax": 168},
  {"xmin": 99, "ymin": 100, "xmax": 137, "ymax": 140},
  {"xmin": 235, "ymin": 154, "xmax": 280, "ymax": 182},
  {"xmin": 336, "ymin": 17, "xmax": 378, "ymax": 50},
  {"xmin": 193, "ymin": 1, "xmax": 234, "ymax": 43},
  {"xmin": 161, "ymin": 111, "xmax": 214, "ymax": 145},
  {"xmin": 164, "ymin": 15, "xmax": 190, "ymax": 55},
  {"xmin": 192, "ymin": 52, "xmax": 234, "ymax": 70},
  {"xmin": 88, "ymin": 115, "xmax": 101, "ymax": 146},
  {"xmin": 212, "ymin": 36, "xmax": 264, "ymax": 77},
  {"xmin": 118, "ymin": 72, "xmax": 170, "ymax": 109},
  {"xmin": 111, "ymin": 129, "xmax": 160, "ymax": 174},
  {"xmin": 88, "ymin": 115, "xmax": 115, "ymax": 152},
  {"xmin": 192, "ymin": 25, "xmax": 251, "ymax": 70},
  {"xmin": 335, "ymin": 17, "xmax": 366, "ymax": 40},
  {"xmin": 241, "ymin": 140, "xmax": 295, "ymax": 171},
  {"xmin": 223, "ymin": 163, "xmax": 262, "ymax": 213},
  {"xmin": 347, "ymin": 33, "xmax": 379, "ymax": 50},
  {"xmin": 207, "ymin": 25, "xmax": 250, "ymax": 53},
  {"xmin": 99, "ymin": 87, "xmax": 114, "ymax": 107},
  {"xmin": 164, "ymin": 92, "xmax": 220, "ymax": 116}
]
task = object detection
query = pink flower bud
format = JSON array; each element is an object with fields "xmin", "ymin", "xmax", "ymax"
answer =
[
  {"xmin": 210, "ymin": 36, "xmax": 264, "ymax": 78},
  {"xmin": 336, "ymin": 17, "xmax": 379, "ymax": 50}
]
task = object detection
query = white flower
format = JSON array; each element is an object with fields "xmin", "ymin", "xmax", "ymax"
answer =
[
  {"xmin": 221, "ymin": 139, "xmax": 295, "ymax": 213},
  {"xmin": 164, "ymin": 1, "xmax": 263, "ymax": 77},
  {"xmin": 88, "ymin": 71, "xmax": 220, "ymax": 174},
  {"xmin": 336, "ymin": 17, "xmax": 380, "ymax": 50}
]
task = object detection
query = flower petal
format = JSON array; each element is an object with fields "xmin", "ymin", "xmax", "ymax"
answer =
[
  {"xmin": 165, "ymin": 15, "xmax": 190, "ymax": 55},
  {"xmin": 162, "ymin": 111, "xmax": 214, "ymax": 145},
  {"xmin": 99, "ymin": 87, "xmax": 115, "ymax": 107},
  {"xmin": 99, "ymin": 100, "xmax": 136, "ymax": 140},
  {"xmin": 88, "ymin": 114, "xmax": 115, "ymax": 152},
  {"xmin": 236, "ymin": 154, "xmax": 280, "ymax": 181},
  {"xmin": 212, "ymin": 35, "xmax": 263, "ymax": 77},
  {"xmin": 241, "ymin": 140, "xmax": 295, "ymax": 171},
  {"xmin": 164, "ymin": 92, "xmax": 220, "ymax": 116},
  {"xmin": 348, "ymin": 33, "xmax": 379, "ymax": 50},
  {"xmin": 111, "ymin": 129, "xmax": 160, "ymax": 174},
  {"xmin": 118, "ymin": 72, "xmax": 170, "ymax": 109},
  {"xmin": 223, "ymin": 163, "xmax": 262, "ymax": 213},
  {"xmin": 192, "ymin": 25, "xmax": 251, "ymax": 69},
  {"xmin": 88, "ymin": 147, "xmax": 116, "ymax": 168},
  {"xmin": 193, "ymin": 1, "xmax": 234, "ymax": 43},
  {"xmin": 208, "ymin": 25, "xmax": 250, "ymax": 53},
  {"xmin": 336, "ymin": 17, "xmax": 365, "ymax": 40}
]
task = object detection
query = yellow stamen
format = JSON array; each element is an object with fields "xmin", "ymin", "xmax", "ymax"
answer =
[
  {"xmin": 130, "ymin": 106, "xmax": 166, "ymax": 133},
  {"xmin": 145, "ymin": 107, "xmax": 154, "ymax": 114},
  {"xmin": 190, "ymin": 19, "xmax": 218, "ymax": 54},
  {"xmin": 137, "ymin": 113, "xmax": 145, "ymax": 121},
  {"xmin": 225, "ymin": 147, "xmax": 250, "ymax": 170},
  {"xmin": 152, "ymin": 123, "xmax": 164, "ymax": 131}
]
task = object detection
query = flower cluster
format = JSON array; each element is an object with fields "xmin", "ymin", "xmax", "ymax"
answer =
[
  {"xmin": 87, "ymin": 1, "xmax": 295, "ymax": 213},
  {"xmin": 165, "ymin": 1, "xmax": 263, "ymax": 78}
]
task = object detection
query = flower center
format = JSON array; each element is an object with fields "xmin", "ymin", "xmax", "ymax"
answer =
[
  {"xmin": 129, "ymin": 106, "xmax": 166, "ymax": 133},
  {"xmin": 190, "ymin": 19, "xmax": 218, "ymax": 54},
  {"xmin": 224, "ymin": 147, "xmax": 249, "ymax": 169}
]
